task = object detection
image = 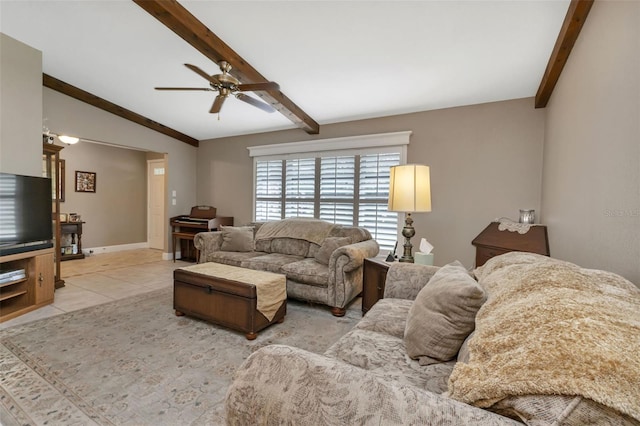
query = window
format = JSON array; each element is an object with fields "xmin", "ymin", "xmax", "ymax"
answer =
[
  {"xmin": 255, "ymin": 160, "xmax": 283, "ymax": 221},
  {"xmin": 319, "ymin": 156, "xmax": 355, "ymax": 225},
  {"xmin": 358, "ymin": 153, "xmax": 400, "ymax": 250},
  {"xmin": 250, "ymin": 132, "xmax": 410, "ymax": 251}
]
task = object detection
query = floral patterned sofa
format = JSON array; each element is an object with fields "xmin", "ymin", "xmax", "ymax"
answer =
[
  {"xmin": 194, "ymin": 218, "xmax": 379, "ymax": 316},
  {"xmin": 225, "ymin": 252, "xmax": 640, "ymax": 425}
]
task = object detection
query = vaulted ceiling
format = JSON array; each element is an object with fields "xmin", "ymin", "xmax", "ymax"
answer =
[{"xmin": 1, "ymin": 1, "xmax": 576, "ymax": 146}]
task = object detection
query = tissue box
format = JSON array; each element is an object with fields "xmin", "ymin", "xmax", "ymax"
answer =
[{"xmin": 414, "ymin": 252, "xmax": 434, "ymax": 266}]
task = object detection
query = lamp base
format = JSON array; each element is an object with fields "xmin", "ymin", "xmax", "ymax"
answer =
[{"xmin": 399, "ymin": 213, "xmax": 415, "ymax": 263}]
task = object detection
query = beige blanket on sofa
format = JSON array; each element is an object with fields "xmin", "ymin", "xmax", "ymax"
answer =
[
  {"xmin": 255, "ymin": 218, "xmax": 336, "ymax": 246},
  {"xmin": 448, "ymin": 253, "xmax": 640, "ymax": 422}
]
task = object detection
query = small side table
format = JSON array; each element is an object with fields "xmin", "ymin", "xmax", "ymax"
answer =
[
  {"xmin": 362, "ymin": 257, "xmax": 391, "ymax": 315},
  {"xmin": 471, "ymin": 222, "xmax": 549, "ymax": 267},
  {"xmin": 60, "ymin": 221, "xmax": 85, "ymax": 261}
]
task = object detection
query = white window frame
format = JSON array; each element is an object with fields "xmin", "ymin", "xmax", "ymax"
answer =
[{"xmin": 249, "ymin": 131, "xmax": 410, "ymax": 248}]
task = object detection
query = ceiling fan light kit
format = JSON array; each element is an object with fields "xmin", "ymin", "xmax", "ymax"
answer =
[
  {"xmin": 156, "ymin": 61, "xmax": 279, "ymax": 115},
  {"xmin": 58, "ymin": 135, "xmax": 80, "ymax": 145}
]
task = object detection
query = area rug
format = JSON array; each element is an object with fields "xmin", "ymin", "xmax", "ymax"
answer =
[{"xmin": 0, "ymin": 287, "xmax": 361, "ymax": 425}]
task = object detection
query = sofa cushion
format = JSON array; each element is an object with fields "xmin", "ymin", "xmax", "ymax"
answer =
[
  {"xmin": 270, "ymin": 237, "xmax": 311, "ymax": 257},
  {"xmin": 356, "ymin": 298, "xmax": 413, "ymax": 340},
  {"xmin": 404, "ymin": 261, "xmax": 486, "ymax": 365},
  {"xmin": 448, "ymin": 252, "xmax": 640, "ymax": 423},
  {"xmin": 488, "ymin": 395, "xmax": 640, "ymax": 426},
  {"xmin": 314, "ymin": 237, "xmax": 351, "ymax": 265},
  {"xmin": 241, "ymin": 253, "xmax": 303, "ymax": 274},
  {"xmin": 307, "ymin": 242, "xmax": 321, "ymax": 258},
  {"xmin": 325, "ymin": 328, "xmax": 455, "ymax": 394},
  {"xmin": 280, "ymin": 258, "xmax": 329, "ymax": 287},
  {"xmin": 206, "ymin": 251, "xmax": 264, "ymax": 267},
  {"xmin": 220, "ymin": 226, "xmax": 255, "ymax": 252},
  {"xmin": 254, "ymin": 239, "xmax": 271, "ymax": 253},
  {"xmin": 456, "ymin": 331, "xmax": 474, "ymax": 363}
]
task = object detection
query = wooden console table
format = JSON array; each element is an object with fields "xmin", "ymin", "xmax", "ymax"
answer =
[
  {"xmin": 60, "ymin": 221, "xmax": 85, "ymax": 261},
  {"xmin": 362, "ymin": 257, "xmax": 391, "ymax": 315},
  {"xmin": 472, "ymin": 222, "xmax": 549, "ymax": 267}
]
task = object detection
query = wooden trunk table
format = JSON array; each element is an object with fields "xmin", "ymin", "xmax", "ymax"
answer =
[{"xmin": 173, "ymin": 263, "xmax": 287, "ymax": 340}]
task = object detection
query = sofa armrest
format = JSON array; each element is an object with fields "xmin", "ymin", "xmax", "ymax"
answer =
[
  {"xmin": 225, "ymin": 345, "xmax": 519, "ymax": 426},
  {"xmin": 330, "ymin": 239, "xmax": 380, "ymax": 273},
  {"xmin": 384, "ymin": 263, "xmax": 440, "ymax": 300},
  {"xmin": 193, "ymin": 231, "xmax": 223, "ymax": 263}
]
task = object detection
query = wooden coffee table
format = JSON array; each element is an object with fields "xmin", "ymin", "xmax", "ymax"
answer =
[{"xmin": 173, "ymin": 263, "xmax": 287, "ymax": 340}]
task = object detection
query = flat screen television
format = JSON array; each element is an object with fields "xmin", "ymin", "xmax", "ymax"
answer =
[{"xmin": 0, "ymin": 172, "xmax": 54, "ymax": 256}]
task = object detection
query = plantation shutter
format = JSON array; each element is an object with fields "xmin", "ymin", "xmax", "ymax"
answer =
[
  {"xmin": 251, "ymin": 132, "xmax": 409, "ymax": 251},
  {"xmin": 284, "ymin": 158, "xmax": 315, "ymax": 218},
  {"xmin": 255, "ymin": 160, "xmax": 283, "ymax": 221},
  {"xmin": 359, "ymin": 152, "xmax": 400, "ymax": 250},
  {"xmin": 319, "ymin": 156, "xmax": 355, "ymax": 225}
]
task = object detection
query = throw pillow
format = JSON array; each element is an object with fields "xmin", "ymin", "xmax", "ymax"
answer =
[
  {"xmin": 457, "ymin": 331, "xmax": 475, "ymax": 363},
  {"xmin": 220, "ymin": 226, "xmax": 255, "ymax": 252},
  {"xmin": 314, "ymin": 237, "xmax": 351, "ymax": 265},
  {"xmin": 404, "ymin": 261, "xmax": 486, "ymax": 365}
]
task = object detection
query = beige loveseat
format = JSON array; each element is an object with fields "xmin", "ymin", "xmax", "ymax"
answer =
[
  {"xmin": 225, "ymin": 252, "xmax": 640, "ymax": 425},
  {"xmin": 193, "ymin": 218, "xmax": 380, "ymax": 316}
]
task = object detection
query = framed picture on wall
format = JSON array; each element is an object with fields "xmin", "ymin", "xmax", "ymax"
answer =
[{"xmin": 75, "ymin": 171, "xmax": 96, "ymax": 193}]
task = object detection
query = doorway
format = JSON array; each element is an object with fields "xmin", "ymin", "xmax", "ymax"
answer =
[{"xmin": 147, "ymin": 158, "xmax": 166, "ymax": 250}]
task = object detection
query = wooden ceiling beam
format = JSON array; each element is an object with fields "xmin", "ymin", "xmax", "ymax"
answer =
[
  {"xmin": 133, "ymin": 0, "xmax": 320, "ymax": 135},
  {"xmin": 43, "ymin": 74, "xmax": 199, "ymax": 147},
  {"xmin": 535, "ymin": 0, "xmax": 594, "ymax": 108}
]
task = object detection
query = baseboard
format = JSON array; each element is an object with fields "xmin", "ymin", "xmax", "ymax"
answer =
[
  {"xmin": 162, "ymin": 251, "xmax": 175, "ymax": 261},
  {"xmin": 82, "ymin": 242, "xmax": 150, "ymax": 256}
]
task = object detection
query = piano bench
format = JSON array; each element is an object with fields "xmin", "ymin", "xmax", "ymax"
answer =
[{"xmin": 173, "ymin": 231, "xmax": 199, "ymax": 263}]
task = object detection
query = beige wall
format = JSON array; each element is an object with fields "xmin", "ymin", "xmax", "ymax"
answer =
[
  {"xmin": 43, "ymin": 88, "xmax": 198, "ymax": 253},
  {"xmin": 0, "ymin": 33, "xmax": 42, "ymax": 177},
  {"xmin": 0, "ymin": 34, "xmax": 198, "ymax": 255},
  {"xmin": 198, "ymin": 98, "xmax": 545, "ymax": 268},
  {"xmin": 541, "ymin": 1, "xmax": 640, "ymax": 285},
  {"xmin": 57, "ymin": 141, "xmax": 147, "ymax": 248}
]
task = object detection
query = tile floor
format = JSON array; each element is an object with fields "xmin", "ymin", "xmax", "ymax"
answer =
[{"xmin": 0, "ymin": 251, "xmax": 191, "ymax": 331}]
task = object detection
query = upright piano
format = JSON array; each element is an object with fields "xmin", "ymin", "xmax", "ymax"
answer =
[{"xmin": 170, "ymin": 206, "xmax": 234, "ymax": 262}]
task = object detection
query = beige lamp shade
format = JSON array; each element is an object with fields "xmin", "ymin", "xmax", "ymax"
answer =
[{"xmin": 388, "ymin": 164, "xmax": 432, "ymax": 212}]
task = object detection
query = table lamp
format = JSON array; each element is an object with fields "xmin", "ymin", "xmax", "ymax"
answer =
[{"xmin": 387, "ymin": 164, "xmax": 432, "ymax": 263}]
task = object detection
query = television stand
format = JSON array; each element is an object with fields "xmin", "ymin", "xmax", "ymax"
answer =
[{"xmin": 0, "ymin": 248, "xmax": 55, "ymax": 323}]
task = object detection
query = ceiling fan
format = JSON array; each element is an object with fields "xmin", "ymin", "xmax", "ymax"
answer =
[{"xmin": 155, "ymin": 61, "xmax": 280, "ymax": 114}]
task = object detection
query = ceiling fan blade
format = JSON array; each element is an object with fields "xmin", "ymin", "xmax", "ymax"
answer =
[
  {"xmin": 184, "ymin": 63, "xmax": 221, "ymax": 85},
  {"xmin": 210, "ymin": 95, "xmax": 226, "ymax": 114},
  {"xmin": 155, "ymin": 87, "xmax": 212, "ymax": 91},
  {"xmin": 236, "ymin": 93, "xmax": 276, "ymax": 113},
  {"xmin": 237, "ymin": 82, "xmax": 280, "ymax": 92}
]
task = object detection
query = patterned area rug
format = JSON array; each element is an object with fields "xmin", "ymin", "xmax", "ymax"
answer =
[{"xmin": 0, "ymin": 287, "xmax": 361, "ymax": 425}]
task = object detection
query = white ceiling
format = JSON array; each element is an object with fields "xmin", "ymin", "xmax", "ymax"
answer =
[{"xmin": 0, "ymin": 0, "xmax": 570, "ymax": 142}]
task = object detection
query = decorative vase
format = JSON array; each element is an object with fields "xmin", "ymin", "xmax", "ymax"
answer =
[{"xmin": 519, "ymin": 209, "xmax": 535, "ymax": 224}]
